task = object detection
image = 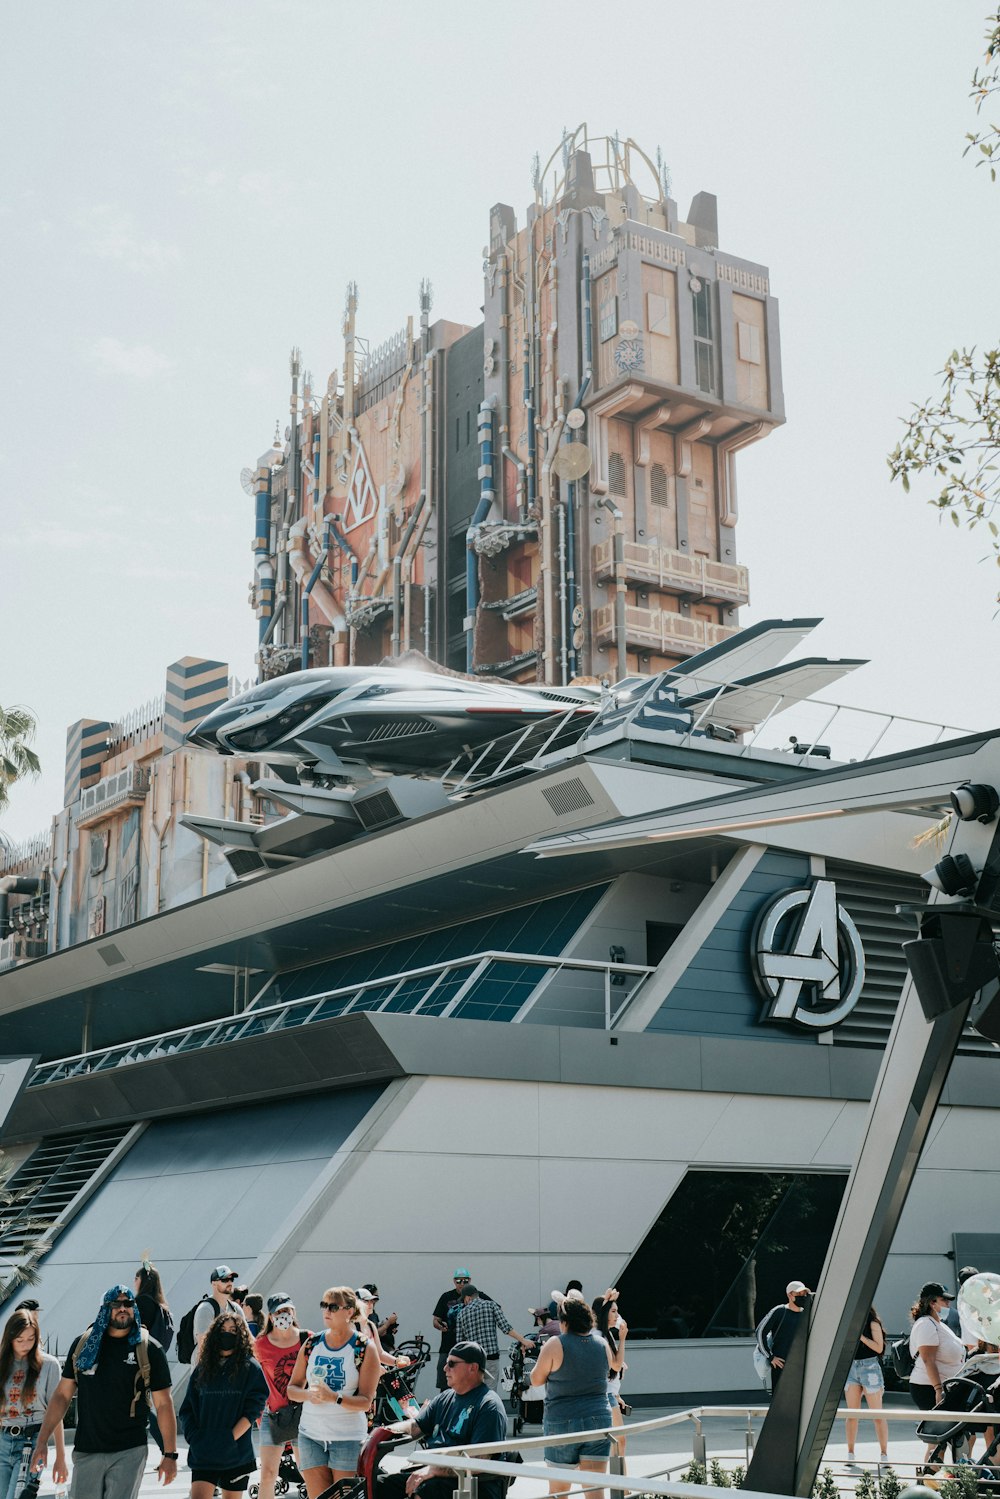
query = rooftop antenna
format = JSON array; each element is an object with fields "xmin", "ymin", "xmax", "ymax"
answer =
[{"xmin": 656, "ymin": 146, "xmax": 672, "ymax": 201}]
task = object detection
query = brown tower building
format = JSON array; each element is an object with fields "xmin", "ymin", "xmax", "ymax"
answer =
[{"xmin": 247, "ymin": 127, "xmax": 783, "ymax": 686}]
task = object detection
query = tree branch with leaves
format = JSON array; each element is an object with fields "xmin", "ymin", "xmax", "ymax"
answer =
[
  {"xmin": 0, "ymin": 705, "xmax": 41, "ymax": 815},
  {"xmin": 887, "ymin": 11, "xmax": 1000, "ymax": 577}
]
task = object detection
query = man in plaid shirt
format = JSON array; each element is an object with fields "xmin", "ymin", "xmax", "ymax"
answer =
[{"xmin": 454, "ymin": 1286, "xmax": 532, "ymax": 1387}]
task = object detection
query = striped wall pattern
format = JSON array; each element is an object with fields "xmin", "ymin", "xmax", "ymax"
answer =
[
  {"xmin": 63, "ymin": 719, "xmax": 111, "ymax": 808},
  {"xmin": 162, "ymin": 658, "xmax": 229, "ymax": 749}
]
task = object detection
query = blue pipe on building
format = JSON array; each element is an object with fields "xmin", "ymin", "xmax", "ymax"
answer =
[
  {"xmin": 254, "ymin": 468, "xmax": 273, "ymax": 644},
  {"xmin": 300, "ymin": 522, "xmax": 333, "ymax": 670},
  {"xmin": 466, "ymin": 401, "xmax": 495, "ymax": 671},
  {"xmin": 327, "ymin": 515, "xmax": 359, "ymax": 587}
]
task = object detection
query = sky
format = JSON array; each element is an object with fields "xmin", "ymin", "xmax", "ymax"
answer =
[{"xmin": 2, "ymin": 0, "xmax": 999, "ymax": 841}]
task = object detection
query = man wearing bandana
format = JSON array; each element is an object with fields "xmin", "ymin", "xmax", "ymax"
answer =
[{"xmin": 30, "ymin": 1284, "xmax": 176, "ymax": 1496}]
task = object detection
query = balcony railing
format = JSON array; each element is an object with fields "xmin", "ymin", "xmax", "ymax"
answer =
[
  {"xmin": 593, "ymin": 539, "xmax": 749, "ymax": 605},
  {"xmin": 594, "ymin": 605, "xmax": 738, "ymax": 657},
  {"xmin": 75, "ymin": 764, "xmax": 151, "ymax": 827},
  {"xmin": 28, "ymin": 951, "xmax": 654, "ymax": 1089}
]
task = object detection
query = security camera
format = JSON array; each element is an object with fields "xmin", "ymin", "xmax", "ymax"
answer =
[
  {"xmin": 950, "ymin": 783, "xmax": 1000, "ymax": 825},
  {"xmin": 922, "ymin": 853, "xmax": 980, "ymax": 898}
]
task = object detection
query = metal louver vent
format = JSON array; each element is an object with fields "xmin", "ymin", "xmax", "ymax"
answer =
[
  {"xmin": 365, "ymin": 718, "xmax": 433, "ymax": 742},
  {"xmin": 827, "ymin": 860, "xmax": 995, "ymax": 1056},
  {"xmin": 354, "ymin": 790, "xmax": 401, "ymax": 831},
  {"xmin": 651, "ymin": 463, "xmax": 669, "ymax": 506},
  {"xmin": 225, "ymin": 849, "xmax": 269, "ymax": 878},
  {"xmin": 542, "ymin": 778, "xmax": 596, "ymax": 817}
]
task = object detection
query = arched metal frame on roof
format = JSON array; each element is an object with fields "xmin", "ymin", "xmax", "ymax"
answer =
[{"xmin": 537, "ymin": 124, "xmax": 668, "ymax": 210}]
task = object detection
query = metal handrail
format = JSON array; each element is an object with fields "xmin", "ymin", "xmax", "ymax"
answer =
[
  {"xmin": 423, "ymin": 1401, "xmax": 994, "ymax": 1499},
  {"xmin": 29, "ymin": 950, "xmax": 655, "ymax": 1086}
]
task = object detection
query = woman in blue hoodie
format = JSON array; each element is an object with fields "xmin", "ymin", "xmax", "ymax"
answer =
[{"xmin": 181, "ymin": 1313, "xmax": 268, "ymax": 1498}]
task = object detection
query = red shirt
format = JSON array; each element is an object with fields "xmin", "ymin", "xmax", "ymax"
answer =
[{"xmin": 254, "ymin": 1330, "xmax": 308, "ymax": 1411}]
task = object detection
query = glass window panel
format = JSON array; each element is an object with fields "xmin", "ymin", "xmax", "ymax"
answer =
[{"xmin": 616, "ymin": 1169, "xmax": 847, "ymax": 1339}]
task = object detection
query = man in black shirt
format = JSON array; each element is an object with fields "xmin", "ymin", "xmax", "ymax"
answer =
[
  {"xmin": 32, "ymin": 1283, "xmax": 176, "ymax": 1497},
  {"xmin": 432, "ymin": 1268, "xmax": 472, "ymax": 1390},
  {"xmin": 756, "ymin": 1280, "xmax": 811, "ymax": 1390}
]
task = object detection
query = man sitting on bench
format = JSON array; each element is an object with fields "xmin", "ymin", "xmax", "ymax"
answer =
[{"xmin": 380, "ymin": 1341, "xmax": 508, "ymax": 1499}]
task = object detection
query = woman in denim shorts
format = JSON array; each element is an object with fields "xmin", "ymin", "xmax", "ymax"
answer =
[
  {"xmin": 844, "ymin": 1306, "xmax": 888, "ymax": 1462},
  {"xmin": 531, "ymin": 1296, "xmax": 627, "ymax": 1493},
  {"xmin": 286, "ymin": 1288, "xmax": 381, "ymax": 1498}
]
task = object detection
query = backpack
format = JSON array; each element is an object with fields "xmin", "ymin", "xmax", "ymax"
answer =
[
  {"xmin": 149, "ymin": 1303, "xmax": 174, "ymax": 1353},
  {"xmin": 176, "ymin": 1295, "xmax": 221, "ymax": 1364},
  {"xmin": 752, "ymin": 1304, "xmax": 784, "ymax": 1385},
  {"xmin": 890, "ymin": 1334, "xmax": 916, "ymax": 1380},
  {"xmin": 72, "ymin": 1326, "xmax": 152, "ymax": 1419}
]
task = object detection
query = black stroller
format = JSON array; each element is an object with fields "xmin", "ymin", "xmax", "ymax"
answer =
[
  {"xmin": 248, "ymin": 1443, "xmax": 307, "ymax": 1498},
  {"xmin": 506, "ymin": 1339, "xmax": 544, "ymax": 1437},
  {"xmin": 916, "ymin": 1375, "xmax": 1000, "ymax": 1484},
  {"xmin": 373, "ymin": 1336, "xmax": 432, "ymax": 1427}
]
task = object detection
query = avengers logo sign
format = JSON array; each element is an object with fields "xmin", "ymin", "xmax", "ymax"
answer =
[{"xmin": 751, "ymin": 879, "xmax": 865, "ymax": 1031}]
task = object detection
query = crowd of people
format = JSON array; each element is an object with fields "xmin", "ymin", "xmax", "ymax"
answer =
[
  {"xmin": 2, "ymin": 1265, "xmax": 629, "ymax": 1499},
  {"xmin": 754, "ymin": 1265, "xmax": 1000, "ymax": 1470}
]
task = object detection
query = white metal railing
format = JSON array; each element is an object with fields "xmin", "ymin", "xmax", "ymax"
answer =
[
  {"xmin": 75, "ymin": 763, "xmax": 150, "ymax": 824},
  {"xmin": 28, "ymin": 951, "xmax": 653, "ymax": 1088},
  {"xmin": 424, "ymin": 1401, "xmax": 997, "ymax": 1498},
  {"xmin": 676, "ymin": 680, "xmax": 970, "ymax": 767}
]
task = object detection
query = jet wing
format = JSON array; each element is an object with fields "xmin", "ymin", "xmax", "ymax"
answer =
[
  {"xmin": 667, "ymin": 618, "xmax": 823, "ymax": 695},
  {"xmin": 680, "ymin": 658, "xmax": 868, "ymax": 732}
]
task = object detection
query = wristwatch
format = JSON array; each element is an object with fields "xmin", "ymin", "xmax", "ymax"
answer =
[
  {"xmin": 163, "ymin": 1452, "xmax": 178, "ymax": 1461},
  {"xmin": 336, "ymin": 1395, "xmax": 343, "ymax": 1405}
]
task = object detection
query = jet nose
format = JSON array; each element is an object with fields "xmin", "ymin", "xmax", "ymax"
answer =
[{"xmin": 186, "ymin": 702, "xmax": 247, "ymax": 751}]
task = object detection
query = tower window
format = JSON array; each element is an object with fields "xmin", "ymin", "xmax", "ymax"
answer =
[{"xmin": 692, "ymin": 280, "xmax": 716, "ymax": 395}]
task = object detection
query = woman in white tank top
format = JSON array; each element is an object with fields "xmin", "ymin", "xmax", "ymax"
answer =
[{"xmin": 287, "ymin": 1287, "xmax": 380, "ymax": 1498}]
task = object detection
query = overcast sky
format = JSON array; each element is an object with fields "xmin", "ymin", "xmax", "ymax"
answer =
[{"xmin": 3, "ymin": 0, "xmax": 999, "ymax": 840}]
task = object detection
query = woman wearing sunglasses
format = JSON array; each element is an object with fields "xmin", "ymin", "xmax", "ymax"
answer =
[{"xmin": 286, "ymin": 1288, "xmax": 380, "ymax": 1498}]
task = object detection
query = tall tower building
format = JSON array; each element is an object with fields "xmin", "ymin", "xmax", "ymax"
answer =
[{"xmin": 247, "ymin": 128, "xmax": 783, "ymax": 686}]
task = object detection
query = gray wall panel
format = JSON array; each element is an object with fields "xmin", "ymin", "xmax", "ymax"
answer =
[{"xmin": 18, "ymin": 1086, "xmax": 384, "ymax": 1360}]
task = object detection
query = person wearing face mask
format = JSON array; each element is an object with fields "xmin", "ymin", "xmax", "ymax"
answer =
[
  {"xmin": 180, "ymin": 1314, "xmax": 268, "ymax": 1499},
  {"xmin": 755, "ymin": 1281, "xmax": 812, "ymax": 1390},
  {"xmin": 254, "ymin": 1295, "xmax": 309, "ymax": 1499}
]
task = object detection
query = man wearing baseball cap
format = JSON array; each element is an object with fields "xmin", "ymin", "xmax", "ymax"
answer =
[
  {"xmin": 381, "ymin": 1342, "xmax": 508, "ymax": 1499},
  {"xmin": 192, "ymin": 1265, "xmax": 247, "ymax": 1363},
  {"xmin": 755, "ymin": 1281, "xmax": 812, "ymax": 1390},
  {"xmin": 432, "ymin": 1268, "xmax": 488, "ymax": 1391}
]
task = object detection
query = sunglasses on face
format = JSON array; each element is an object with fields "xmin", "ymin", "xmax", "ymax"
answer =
[
  {"xmin": 444, "ymin": 1358, "xmax": 468, "ymax": 1368},
  {"xmin": 454, "ymin": 1278, "xmax": 469, "ymax": 1285},
  {"xmin": 320, "ymin": 1301, "xmax": 345, "ymax": 1311},
  {"xmin": 112, "ymin": 1300, "xmax": 133, "ymax": 1309}
]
